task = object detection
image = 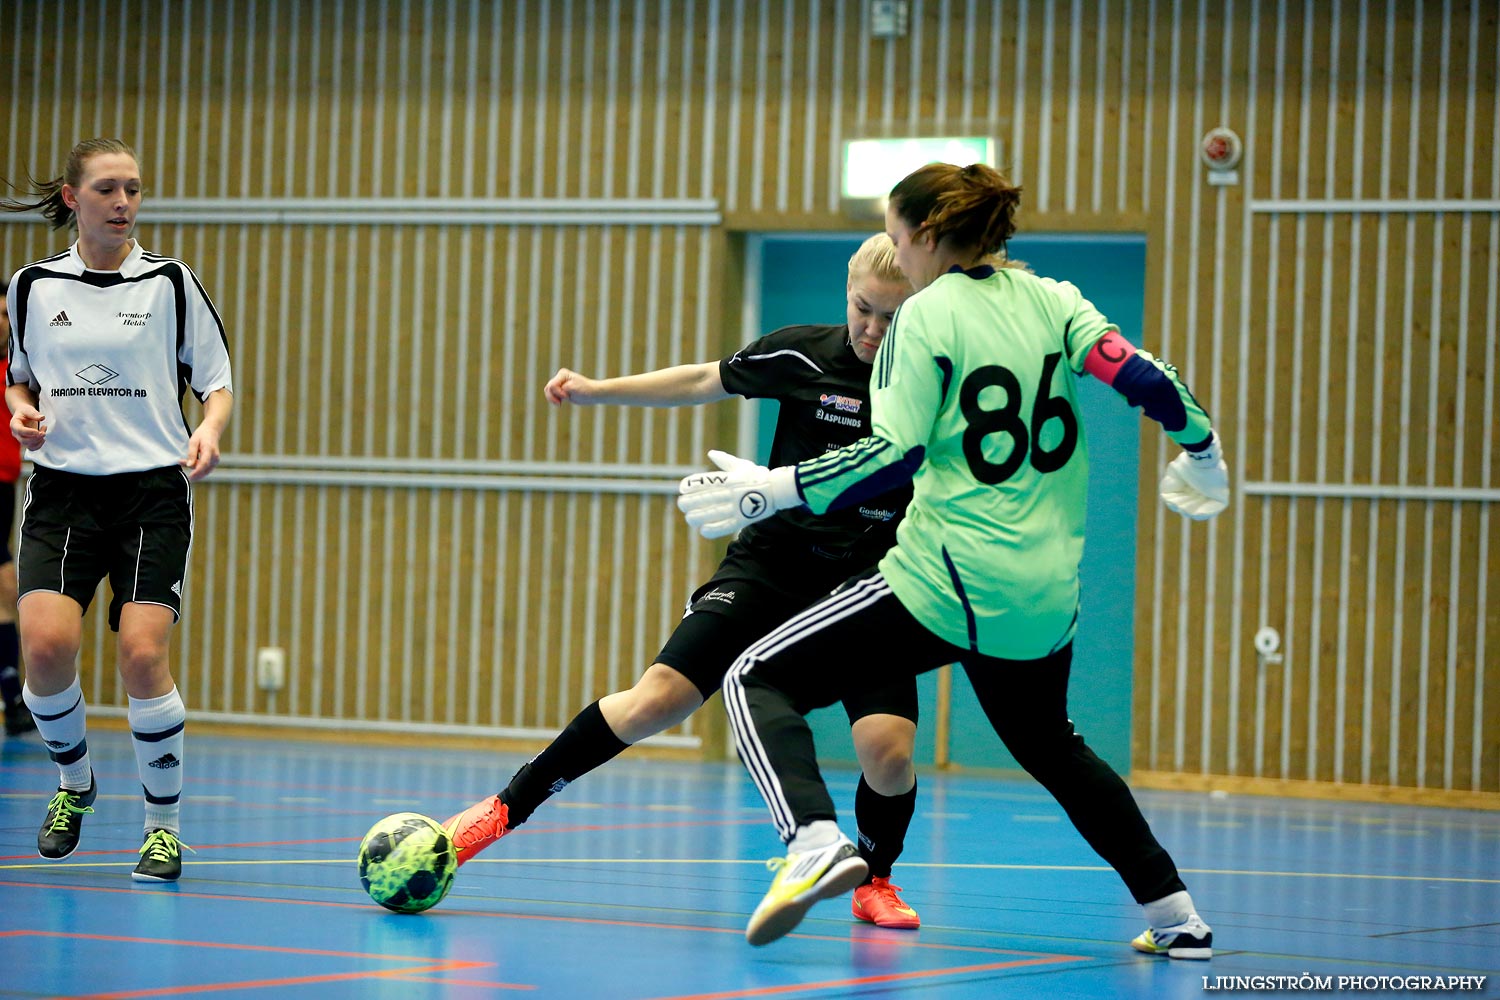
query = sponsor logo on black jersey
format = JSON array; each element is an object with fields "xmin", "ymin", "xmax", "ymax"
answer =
[
  {"xmin": 701, "ymin": 588, "xmax": 736, "ymax": 605},
  {"xmin": 75, "ymin": 364, "xmax": 120, "ymax": 386},
  {"xmin": 858, "ymin": 507, "xmax": 897, "ymax": 522},
  {"xmin": 49, "ymin": 311, "xmax": 71, "ymax": 326},
  {"xmin": 818, "ymin": 393, "xmax": 863, "ymax": 413},
  {"xmin": 814, "ymin": 407, "xmax": 862, "ymax": 428}
]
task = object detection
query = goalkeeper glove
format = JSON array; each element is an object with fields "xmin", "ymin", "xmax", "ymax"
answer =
[
  {"xmin": 1160, "ymin": 435, "xmax": 1230, "ymax": 520},
  {"xmin": 677, "ymin": 450, "xmax": 802, "ymax": 539}
]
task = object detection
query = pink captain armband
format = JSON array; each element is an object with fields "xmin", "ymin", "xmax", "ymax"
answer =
[{"xmin": 1082, "ymin": 329, "xmax": 1135, "ymax": 386}]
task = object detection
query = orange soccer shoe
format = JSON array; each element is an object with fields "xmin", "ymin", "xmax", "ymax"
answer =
[
  {"xmin": 442, "ymin": 795, "xmax": 511, "ymax": 866},
  {"xmin": 851, "ymin": 876, "xmax": 921, "ymax": 929}
]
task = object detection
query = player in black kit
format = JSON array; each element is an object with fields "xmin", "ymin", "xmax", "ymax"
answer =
[{"xmin": 444, "ymin": 234, "xmax": 928, "ymax": 928}]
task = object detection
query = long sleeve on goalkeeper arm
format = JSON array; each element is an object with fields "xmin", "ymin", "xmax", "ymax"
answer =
[
  {"xmin": 1083, "ymin": 330, "xmax": 1228, "ymax": 519},
  {"xmin": 1082, "ymin": 330, "xmax": 1214, "ymax": 447}
]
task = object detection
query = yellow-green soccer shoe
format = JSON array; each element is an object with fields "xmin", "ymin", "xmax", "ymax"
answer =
[{"xmin": 746, "ymin": 835, "xmax": 868, "ymax": 946}]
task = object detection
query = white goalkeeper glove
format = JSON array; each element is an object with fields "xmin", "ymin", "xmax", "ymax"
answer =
[
  {"xmin": 677, "ymin": 449, "xmax": 802, "ymax": 539},
  {"xmin": 1160, "ymin": 435, "xmax": 1230, "ymax": 520}
]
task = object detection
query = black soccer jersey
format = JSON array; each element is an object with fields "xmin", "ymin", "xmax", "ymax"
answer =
[
  {"xmin": 718, "ymin": 323, "xmax": 910, "ymax": 559},
  {"xmin": 6, "ymin": 242, "xmax": 233, "ymax": 476}
]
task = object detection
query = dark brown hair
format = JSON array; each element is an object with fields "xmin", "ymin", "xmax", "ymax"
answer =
[
  {"xmin": 888, "ymin": 162, "xmax": 1023, "ymax": 257},
  {"xmin": 0, "ymin": 138, "xmax": 140, "ymax": 231}
]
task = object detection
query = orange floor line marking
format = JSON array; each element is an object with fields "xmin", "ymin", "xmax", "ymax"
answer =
[
  {"xmin": 391, "ymin": 975, "xmax": 536, "ymax": 990},
  {"xmin": 4, "ymin": 931, "xmax": 503, "ymax": 1000},
  {"xmin": 514, "ymin": 817, "xmax": 765, "ymax": 834},
  {"xmin": 4, "ymin": 929, "xmax": 491, "ymax": 964},
  {"xmin": 0, "ymin": 837, "xmax": 361, "ymax": 862},
  {"xmin": 2, "ymin": 882, "xmax": 380, "ymax": 911},
  {"xmin": 0, "ymin": 819, "xmax": 764, "ymax": 862},
  {"xmin": 165, "ymin": 836, "xmax": 360, "ymax": 851},
  {"xmin": 649, "ymin": 956, "xmax": 1086, "ymax": 1000},
  {"xmin": 70, "ymin": 963, "xmax": 494, "ymax": 999},
  {"xmin": 4, "ymin": 883, "xmax": 1080, "ymax": 960},
  {"xmin": 195, "ymin": 816, "xmax": 765, "ymax": 845}
]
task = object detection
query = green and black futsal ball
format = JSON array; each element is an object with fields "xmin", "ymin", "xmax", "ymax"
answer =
[{"xmin": 357, "ymin": 812, "xmax": 457, "ymax": 913}]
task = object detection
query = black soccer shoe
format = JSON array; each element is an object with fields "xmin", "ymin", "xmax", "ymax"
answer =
[
  {"xmin": 132, "ymin": 828, "xmax": 187, "ymax": 882},
  {"xmin": 38, "ymin": 774, "xmax": 97, "ymax": 859}
]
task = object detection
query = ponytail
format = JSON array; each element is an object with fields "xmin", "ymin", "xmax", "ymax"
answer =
[
  {"xmin": 0, "ymin": 138, "xmax": 140, "ymax": 232},
  {"xmin": 889, "ymin": 161, "xmax": 1023, "ymax": 257}
]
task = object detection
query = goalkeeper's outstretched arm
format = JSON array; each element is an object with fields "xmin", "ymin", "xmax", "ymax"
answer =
[
  {"xmin": 1081, "ymin": 329, "xmax": 1214, "ymax": 448},
  {"xmin": 1082, "ymin": 330, "xmax": 1229, "ymax": 520}
]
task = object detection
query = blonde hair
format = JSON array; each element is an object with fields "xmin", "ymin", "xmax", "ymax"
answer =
[
  {"xmin": 983, "ymin": 251, "xmax": 1032, "ymax": 272},
  {"xmin": 847, "ymin": 233, "xmax": 905, "ymax": 287}
]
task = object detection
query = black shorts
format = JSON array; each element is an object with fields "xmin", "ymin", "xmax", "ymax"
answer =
[
  {"xmin": 0, "ymin": 479, "xmax": 14, "ymax": 564},
  {"xmin": 18, "ymin": 466, "xmax": 193, "ymax": 631},
  {"xmin": 654, "ymin": 535, "xmax": 918, "ymax": 725}
]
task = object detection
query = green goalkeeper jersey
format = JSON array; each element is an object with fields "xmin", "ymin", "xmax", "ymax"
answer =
[{"xmin": 793, "ymin": 264, "xmax": 1212, "ymax": 660}]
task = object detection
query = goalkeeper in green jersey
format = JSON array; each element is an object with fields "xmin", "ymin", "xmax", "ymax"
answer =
[{"xmin": 678, "ymin": 161, "xmax": 1227, "ymax": 954}]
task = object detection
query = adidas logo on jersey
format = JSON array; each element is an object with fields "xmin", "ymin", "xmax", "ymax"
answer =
[
  {"xmin": 148, "ymin": 753, "xmax": 181, "ymax": 770},
  {"xmin": 50, "ymin": 311, "xmax": 72, "ymax": 326}
]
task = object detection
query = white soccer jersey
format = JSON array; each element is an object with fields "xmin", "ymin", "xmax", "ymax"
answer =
[{"xmin": 6, "ymin": 241, "xmax": 233, "ymax": 476}]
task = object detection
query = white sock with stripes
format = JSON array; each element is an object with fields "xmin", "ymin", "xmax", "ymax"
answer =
[
  {"xmin": 23, "ymin": 677, "xmax": 92, "ymax": 790},
  {"xmin": 129, "ymin": 687, "xmax": 186, "ymax": 835}
]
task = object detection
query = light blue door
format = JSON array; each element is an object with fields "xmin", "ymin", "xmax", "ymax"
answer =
[{"xmin": 753, "ymin": 233, "xmax": 1146, "ymax": 776}]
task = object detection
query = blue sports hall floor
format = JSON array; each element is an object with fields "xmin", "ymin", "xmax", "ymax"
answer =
[{"xmin": 2, "ymin": 727, "xmax": 1496, "ymax": 999}]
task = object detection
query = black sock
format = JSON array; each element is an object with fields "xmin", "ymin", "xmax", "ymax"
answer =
[
  {"xmin": 0, "ymin": 623, "xmax": 21, "ymax": 709},
  {"xmin": 499, "ymin": 700, "xmax": 629, "ymax": 827},
  {"xmin": 854, "ymin": 774, "xmax": 917, "ymax": 881}
]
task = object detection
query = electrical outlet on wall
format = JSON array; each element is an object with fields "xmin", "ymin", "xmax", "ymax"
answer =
[{"xmin": 256, "ymin": 647, "xmax": 287, "ymax": 691}]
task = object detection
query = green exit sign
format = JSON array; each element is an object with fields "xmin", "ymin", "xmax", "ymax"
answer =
[{"xmin": 842, "ymin": 137, "xmax": 997, "ymax": 201}]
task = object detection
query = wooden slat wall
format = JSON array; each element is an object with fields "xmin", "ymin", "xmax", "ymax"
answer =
[
  {"xmin": 2, "ymin": 0, "xmax": 1494, "ymax": 793},
  {"xmin": 1135, "ymin": 0, "xmax": 1498, "ymax": 797}
]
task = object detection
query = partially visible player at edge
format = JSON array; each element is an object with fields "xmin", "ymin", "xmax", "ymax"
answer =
[
  {"xmin": 677, "ymin": 161, "xmax": 1228, "ymax": 952},
  {"xmin": 0, "ymin": 279, "xmax": 35, "ymax": 738},
  {"xmin": 1, "ymin": 137, "xmax": 234, "ymax": 882},
  {"xmin": 443, "ymin": 234, "xmax": 933, "ymax": 929}
]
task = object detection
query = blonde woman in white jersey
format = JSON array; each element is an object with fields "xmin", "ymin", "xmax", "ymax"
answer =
[{"xmin": 2, "ymin": 138, "xmax": 234, "ymax": 881}]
